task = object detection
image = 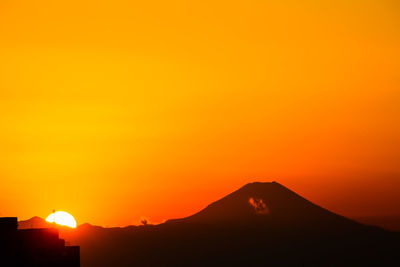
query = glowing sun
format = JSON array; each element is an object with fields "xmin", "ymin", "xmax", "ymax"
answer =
[{"xmin": 46, "ymin": 211, "xmax": 77, "ymax": 228}]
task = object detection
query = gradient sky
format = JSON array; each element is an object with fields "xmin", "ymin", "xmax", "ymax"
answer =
[{"xmin": 0, "ymin": 0, "xmax": 399, "ymax": 226}]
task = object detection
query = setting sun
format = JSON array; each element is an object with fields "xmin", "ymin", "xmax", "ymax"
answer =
[{"xmin": 46, "ymin": 211, "xmax": 77, "ymax": 228}]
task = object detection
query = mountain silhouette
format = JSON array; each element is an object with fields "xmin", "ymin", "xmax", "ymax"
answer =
[
  {"xmin": 19, "ymin": 182, "xmax": 400, "ymax": 266},
  {"xmin": 52, "ymin": 182, "xmax": 399, "ymax": 266},
  {"xmin": 167, "ymin": 182, "xmax": 361, "ymax": 229}
]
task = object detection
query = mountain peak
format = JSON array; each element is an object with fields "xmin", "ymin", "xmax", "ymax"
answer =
[
  {"xmin": 240, "ymin": 181, "xmax": 285, "ymax": 190},
  {"xmin": 168, "ymin": 181, "xmax": 359, "ymax": 229}
]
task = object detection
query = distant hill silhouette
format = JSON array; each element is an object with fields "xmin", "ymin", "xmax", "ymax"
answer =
[
  {"xmin": 18, "ymin": 216, "xmax": 52, "ymax": 229},
  {"xmin": 21, "ymin": 182, "xmax": 400, "ymax": 266}
]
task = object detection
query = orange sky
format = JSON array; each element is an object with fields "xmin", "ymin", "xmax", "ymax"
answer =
[{"xmin": 0, "ymin": 0, "xmax": 399, "ymax": 226}]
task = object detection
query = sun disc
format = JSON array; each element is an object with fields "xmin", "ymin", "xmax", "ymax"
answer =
[{"xmin": 45, "ymin": 211, "xmax": 77, "ymax": 228}]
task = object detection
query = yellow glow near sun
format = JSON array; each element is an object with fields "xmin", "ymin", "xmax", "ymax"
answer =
[{"xmin": 46, "ymin": 211, "xmax": 77, "ymax": 228}]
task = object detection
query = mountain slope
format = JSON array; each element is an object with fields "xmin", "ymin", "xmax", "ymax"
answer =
[
  {"xmin": 167, "ymin": 182, "xmax": 360, "ymax": 229},
  {"xmin": 61, "ymin": 181, "xmax": 399, "ymax": 266}
]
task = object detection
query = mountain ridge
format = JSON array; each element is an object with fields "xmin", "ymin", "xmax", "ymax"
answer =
[
  {"xmin": 166, "ymin": 181, "xmax": 362, "ymax": 231},
  {"xmin": 17, "ymin": 181, "xmax": 400, "ymax": 266},
  {"xmin": 19, "ymin": 182, "xmax": 387, "ymax": 231}
]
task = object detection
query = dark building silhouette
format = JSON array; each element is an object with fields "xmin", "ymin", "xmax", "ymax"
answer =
[{"xmin": 0, "ymin": 217, "xmax": 79, "ymax": 267}]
